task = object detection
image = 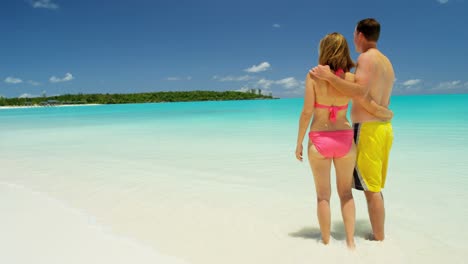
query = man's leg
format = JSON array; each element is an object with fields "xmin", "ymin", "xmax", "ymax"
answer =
[{"xmin": 364, "ymin": 191, "xmax": 385, "ymax": 241}]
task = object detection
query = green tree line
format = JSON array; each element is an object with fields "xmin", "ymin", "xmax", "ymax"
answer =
[{"xmin": 0, "ymin": 91, "xmax": 274, "ymax": 106}]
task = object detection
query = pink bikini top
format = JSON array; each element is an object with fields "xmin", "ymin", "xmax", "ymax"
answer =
[
  {"xmin": 314, "ymin": 68, "xmax": 348, "ymax": 122},
  {"xmin": 334, "ymin": 68, "xmax": 344, "ymax": 77},
  {"xmin": 314, "ymin": 103, "xmax": 348, "ymax": 122}
]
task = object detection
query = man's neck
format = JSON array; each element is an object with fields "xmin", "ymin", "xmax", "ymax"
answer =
[{"xmin": 361, "ymin": 42, "xmax": 377, "ymax": 53}]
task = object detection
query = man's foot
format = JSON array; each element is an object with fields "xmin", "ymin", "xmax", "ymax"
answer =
[{"xmin": 365, "ymin": 233, "xmax": 384, "ymax": 241}]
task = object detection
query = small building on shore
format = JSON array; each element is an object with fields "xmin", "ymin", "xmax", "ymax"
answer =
[{"xmin": 40, "ymin": 100, "xmax": 60, "ymax": 106}]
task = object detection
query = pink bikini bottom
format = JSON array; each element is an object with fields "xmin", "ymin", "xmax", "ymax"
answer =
[{"xmin": 308, "ymin": 129, "xmax": 354, "ymax": 158}]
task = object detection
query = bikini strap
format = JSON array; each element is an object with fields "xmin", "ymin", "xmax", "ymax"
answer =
[{"xmin": 314, "ymin": 103, "xmax": 348, "ymax": 122}]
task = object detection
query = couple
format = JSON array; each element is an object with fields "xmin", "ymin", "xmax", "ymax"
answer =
[{"xmin": 295, "ymin": 18, "xmax": 394, "ymax": 249}]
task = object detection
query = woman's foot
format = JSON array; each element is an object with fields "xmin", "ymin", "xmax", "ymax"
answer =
[
  {"xmin": 346, "ymin": 239, "xmax": 356, "ymax": 250},
  {"xmin": 321, "ymin": 236, "xmax": 330, "ymax": 245}
]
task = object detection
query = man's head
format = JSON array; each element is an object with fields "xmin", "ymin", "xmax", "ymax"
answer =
[{"xmin": 354, "ymin": 18, "xmax": 380, "ymax": 52}]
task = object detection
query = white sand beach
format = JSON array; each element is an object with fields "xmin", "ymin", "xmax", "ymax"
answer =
[
  {"xmin": 0, "ymin": 183, "xmax": 188, "ymax": 264},
  {"xmin": 0, "ymin": 104, "xmax": 101, "ymax": 110},
  {"xmin": 0, "ymin": 181, "xmax": 409, "ymax": 264}
]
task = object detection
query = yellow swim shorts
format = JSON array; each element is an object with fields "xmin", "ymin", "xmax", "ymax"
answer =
[{"xmin": 352, "ymin": 121, "xmax": 393, "ymax": 192}]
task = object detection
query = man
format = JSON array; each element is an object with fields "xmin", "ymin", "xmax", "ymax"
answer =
[{"xmin": 309, "ymin": 18, "xmax": 394, "ymax": 241}]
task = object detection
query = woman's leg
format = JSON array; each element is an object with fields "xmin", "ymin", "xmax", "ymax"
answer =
[
  {"xmin": 308, "ymin": 142, "xmax": 332, "ymax": 244},
  {"xmin": 333, "ymin": 143, "xmax": 357, "ymax": 249}
]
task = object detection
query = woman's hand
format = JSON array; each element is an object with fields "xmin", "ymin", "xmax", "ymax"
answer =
[
  {"xmin": 295, "ymin": 144, "xmax": 304, "ymax": 162},
  {"xmin": 356, "ymin": 95, "xmax": 394, "ymax": 121}
]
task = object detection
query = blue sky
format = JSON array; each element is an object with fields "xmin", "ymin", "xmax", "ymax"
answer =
[{"xmin": 1, "ymin": 0, "xmax": 467, "ymax": 98}]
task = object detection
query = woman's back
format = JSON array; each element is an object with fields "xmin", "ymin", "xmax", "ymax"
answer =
[
  {"xmin": 310, "ymin": 72, "xmax": 354, "ymax": 131},
  {"xmin": 295, "ymin": 32, "xmax": 358, "ymax": 249}
]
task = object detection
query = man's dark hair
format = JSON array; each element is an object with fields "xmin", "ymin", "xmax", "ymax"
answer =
[{"xmin": 356, "ymin": 18, "xmax": 380, "ymax": 42}]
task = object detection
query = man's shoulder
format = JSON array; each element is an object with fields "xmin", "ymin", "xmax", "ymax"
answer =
[
  {"xmin": 358, "ymin": 49, "xmax": 379, "ymax": 61},
  {"xmin": 356, "ymin": 52, "xmax": 376, "ymax": 72},
  {"xmin": 357, "ymin": 49, "xmax": 392, "ymax": 70}
]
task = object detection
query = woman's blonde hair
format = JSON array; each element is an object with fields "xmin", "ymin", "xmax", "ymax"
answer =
[{"xmin": 318, "ymin": 32, "xmax": 355, "ymax": 72}]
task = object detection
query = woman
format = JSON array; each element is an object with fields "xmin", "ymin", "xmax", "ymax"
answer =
[{"xmin": 295, "ymin": 33, "xmax": 391, "ymax": 248}]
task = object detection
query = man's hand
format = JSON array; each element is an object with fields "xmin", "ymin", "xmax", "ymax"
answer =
[{"xmin": 309, "ymin": 65, "xmax": 333, "ymax": 81}]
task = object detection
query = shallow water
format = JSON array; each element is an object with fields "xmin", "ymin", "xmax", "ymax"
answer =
[{"xmin": 1, "ymin": 94, "xmax": 467, "ymax": 263}]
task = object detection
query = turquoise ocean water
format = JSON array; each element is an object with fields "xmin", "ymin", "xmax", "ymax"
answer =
[{"xmin": 1, "ymin": 94, "xmax": 467, "ymax": 264}]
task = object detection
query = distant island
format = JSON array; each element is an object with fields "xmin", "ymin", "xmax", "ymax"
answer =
[{"xmin": 0, "ymin": 90, "xmax": 275, "ymax": 107}]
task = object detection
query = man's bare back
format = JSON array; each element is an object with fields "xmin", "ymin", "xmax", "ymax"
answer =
[{"xmin": 351, "ymin": 48, "xmax": 394, "ymax": 123}]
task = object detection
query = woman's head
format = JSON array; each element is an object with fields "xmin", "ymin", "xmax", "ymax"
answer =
[{"xmin": 318, "ymin": 32, "xmax": 355, "ymax": 72}]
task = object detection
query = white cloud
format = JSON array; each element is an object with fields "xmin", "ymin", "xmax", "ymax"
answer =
[
  {"xmin": 254, "ymin": 77, "xmax": 301, "ymax": 90},
  {"xmin": 394, "ymin": 79, "xmax": 468, "ymax": 95},
  {"xmin": 236, "ymin": 87, "xmax": 251, "ymax": 93},
  {"xmin": 276, "ymin": 77, "xmax": 300, "ymax": 89},
  {"xmin": 244, "ymin": 62, "xmax": 271, "ymax": 73},
  {"xmin": 431, "ymin": 80, "xmax": 463, "ymax": 91},
  {"xmin": 437, "ymin": 0, "xmax": 449, "ymax": 4},
  {"xmin": 5, "ymin": 77, "xmax": 23, "ymax": 84},
  {"xmin": 32, "ymin": 0, "xmax": 59, "ymax": 9},
  {"xmin": 256, "ymin": 79, "xmax": 275, "ymax": 89},
  {"xmin": 393, "ymin": 79, "xmax": 422, "ymax": 95},
  {"xmin": 273, "ymin": 24, "xmax": 281, "ymax": 28},
  {"xmin": 402, "ymin": 79, "xmax": 421, "ymax": 86},
  {"xmin": 50, "ymin": 72, "xmax": 74, "ymax": 83},
  {"xmin": 166, "ymin": 76, "xmax": 191, "ymax": 81},
  {"xmin": 212, "ymin": 75, "xmax": 254, "ymax": 82},
  {"xmin": 28, "ymin": 80, "xmax": 41, "ymax": 86},
  {"xmin": 19, "ymin": 93, "xmax": 36, "ymax": 98}
]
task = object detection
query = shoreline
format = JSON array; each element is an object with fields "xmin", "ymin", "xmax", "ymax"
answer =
[
  {"xmin": 0, "ymin": 98, "xmax": 280, "ymax": 110},
  {"xmin": 0, "ymin": 104, "xmax": 102, "ymax": 110},
  {"xmin": 0, "ymin": 91, "xmax": 276, "ymax": 108}
]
